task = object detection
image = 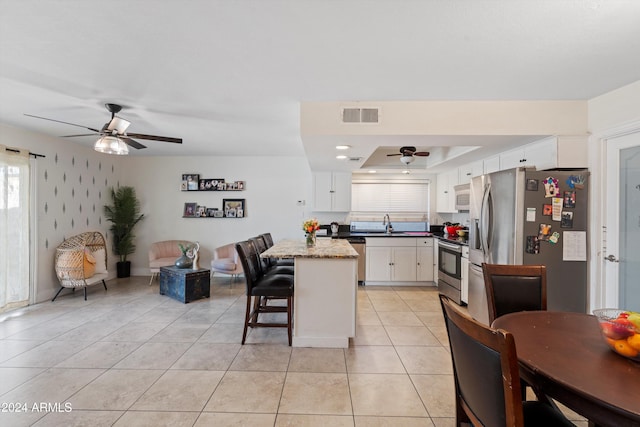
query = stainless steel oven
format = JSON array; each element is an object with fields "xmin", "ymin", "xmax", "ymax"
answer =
[{"xmin": 437, "ymin": 240, "xmax": 463, "ymax": 304}]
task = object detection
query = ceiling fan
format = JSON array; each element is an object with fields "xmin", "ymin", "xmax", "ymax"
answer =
[
  {"xmin": 25, "ymin": 103, "xmax": 182, "ymax": 153},
  {"xmin": 387, "ymin": 146, "xmax": 430, "ymax": 164}
]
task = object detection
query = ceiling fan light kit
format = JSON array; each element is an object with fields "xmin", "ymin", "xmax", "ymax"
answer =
[
  {"xmin": 94, "ymin": 135, "xmax": 129, "ymax": 155},
  {"xmin": 400, "ymin": 155, "xmax": 414, "ymax": 165}
]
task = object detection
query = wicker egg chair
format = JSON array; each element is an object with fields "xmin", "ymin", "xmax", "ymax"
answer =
[{"xmin": 53, "ymin": 231, "xmax": 109, "ymax": 301}]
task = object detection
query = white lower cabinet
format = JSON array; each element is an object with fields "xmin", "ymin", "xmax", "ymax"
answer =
[
  {"xmin": 417, "ymin": 239, "xmax": 434, "ymax": 281},
  {"xmin": 366, "ymin": 237, "xmax": 433, "ymax": 284}
]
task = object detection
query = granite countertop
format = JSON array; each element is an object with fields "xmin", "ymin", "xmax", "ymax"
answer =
[{"xmin": 261, "ymin": 238, "xmax": 359, "ymax": 259}]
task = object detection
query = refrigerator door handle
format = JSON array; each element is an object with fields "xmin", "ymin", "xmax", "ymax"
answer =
[{"xmin": 480, "ymin": 182, "xmax": 491, "ymax": 261}]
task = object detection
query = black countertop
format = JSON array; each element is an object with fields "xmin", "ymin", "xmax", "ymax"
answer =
[{"xmin": 320, "ymin": 231, "xmax": 469, "ymax": 246}]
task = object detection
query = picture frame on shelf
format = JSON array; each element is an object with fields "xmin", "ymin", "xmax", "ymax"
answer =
[
  {"xmin": 199, "ymin": 178, "xmax": 225, "ymax": 191},
  {"xmin": 223, "ymin": 198, "xmax": 245, "ymax": 218},
  {"xmin": 206, "ymin": 208, "xmax": 217, "ymax": 217},
  {"xmin": 183, "ymin": 202, "xmax": 197, "ymax": 217},
  {"xmin": 182, "ymin": 174, "xmax": 199, "ymax": 191},
  {"xmin": 197, "ymin": 206, "xmax": 206, "ymax": 217},
  {"xmin": 213, "ymin": 210, "xmax": 224, "ymax": 218}
]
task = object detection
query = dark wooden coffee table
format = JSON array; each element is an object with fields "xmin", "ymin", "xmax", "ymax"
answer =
[
  {"xmin": 493, "ymin": 311, "xmax": 640, "ymax": 427},
  {"xmin": 159, "ymin": 266, "xmax": 210, "ymax": 303}
]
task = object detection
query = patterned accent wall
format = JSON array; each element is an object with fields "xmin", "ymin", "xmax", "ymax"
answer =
[{"xmin": 36, "ymin": 144, "xmax": 120, "ymax": 300}]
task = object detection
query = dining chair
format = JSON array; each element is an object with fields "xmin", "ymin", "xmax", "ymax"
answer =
[
  {"xmin": 260, "ymin": 232, "xmax": 294, "ymax": 267},
  {"xmin": 482, "ymin": 263, "xmax": 547, "ymax": 324},
  {"xmin": 249, "ymin": 236, "xmax": 294, "ymax": 276},
  {"xmin": 236, "ymin": 240, "xmax": 294, "ymax": 346},
  {"xmin": 439, "ymin": 294, "xmax": 574, "ymax": 427}
]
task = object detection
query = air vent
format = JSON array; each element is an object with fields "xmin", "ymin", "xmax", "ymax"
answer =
[
  {"xmin": 348, "ymin": 157, "xmax": 363, "ymax": 162},
  {"xmin": 341, "ymin": 108, "xmax": 380, "ymax": 123}
]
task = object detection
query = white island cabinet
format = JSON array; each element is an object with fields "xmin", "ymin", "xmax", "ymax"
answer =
[
  {"xmin": 261, "ymin": 239, "xmax": 358, "ymax": 348},
  {"xmin": 365, "ymin": 237, "xmax": 435, "ymax": 286}
]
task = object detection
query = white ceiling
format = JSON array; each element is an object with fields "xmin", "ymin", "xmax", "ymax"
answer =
[{"xmin": 1, "ymin": 1, "xmax": 639, "ymax": 172}]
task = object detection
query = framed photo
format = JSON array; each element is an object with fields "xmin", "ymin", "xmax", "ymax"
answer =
[
  {"xmin": 213, "ymin": 210, "xmax": 224, "ymax": 218},
  {"xmin": 199, "ymin": 178, "xmax": 224, "ymax": 191},
  {"xmin": 538, "ymin": 223, "xmax": 552, "ymax": 241},
  {"xmin": 561, "ymin": 211, "xmax": 574, "ymax": 228},
  {"xmin": 236, "ymin": 181, "xmax": 245, "ymax": 190},
  {"xmin": 183, "ymin": 202, "xmax": 197, "ymax": 217},
  {"xmin": 542, "ymin": 204, "xmax": 553, "ymax": 216},
  {"xmin": 182, "ymin": 174, "xmax": 199, "ymax": 191},
  {"xmin": 223, "ymin": 198, "xmax": 245, "ymax": 218},
  {"xmin": 197, "ymin": 206, "xmax": 206, "ymax": 217},
  {"xmin": 563, "ymin": 191, "xmax": 576, "ymax": 208},
  {"xmin": 206, "ymin": 208, "xmax": 217, "ymax": 217}
]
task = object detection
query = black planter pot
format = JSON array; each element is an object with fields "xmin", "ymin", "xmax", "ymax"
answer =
[{"xmin": 116, "ymin": 261, "xmax": 131, "ymax": 278}]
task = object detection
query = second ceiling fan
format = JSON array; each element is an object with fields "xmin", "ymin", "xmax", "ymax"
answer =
[{"xmin": 387, "ymin": 146, "xmax": 430, "ymax": 164}]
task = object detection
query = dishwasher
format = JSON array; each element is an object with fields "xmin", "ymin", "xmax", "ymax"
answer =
[{"xmin": 345, "ymin": 236, "xmax": 366, "ymax": 284}]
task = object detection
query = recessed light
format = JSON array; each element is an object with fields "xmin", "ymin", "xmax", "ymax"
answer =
[
  {"xmin": 368, "ymin": 170, "xmax": 377, "ymax": 173},
  {"xmin": 336, "ymin": 155, "xmax": 348, "ymax": 160},
  {"xmin": 402, "ymin": 170, "xmax": 411, "ymax": 174},
  {"xmin": 335, "ymin": 145, "xmax": 351, "ymax": 150}
]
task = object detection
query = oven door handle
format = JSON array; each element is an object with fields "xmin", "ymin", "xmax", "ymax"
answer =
[{"xmin": 438, "ymin": 241, "xmax": 463, "ymax": 252}]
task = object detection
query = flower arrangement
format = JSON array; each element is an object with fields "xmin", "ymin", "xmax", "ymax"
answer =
[
  {"xmin": 303, "ymin": 218, "xmax": 320, "ymax": 247},
  {"xmin": 303, "ymin": 218, "xmax": 320, "ymax": 234}
]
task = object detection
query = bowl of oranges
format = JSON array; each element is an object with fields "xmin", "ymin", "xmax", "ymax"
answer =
[{"xmin": 593, "ymin": 308, "xmax": 640, "ymax": 362}]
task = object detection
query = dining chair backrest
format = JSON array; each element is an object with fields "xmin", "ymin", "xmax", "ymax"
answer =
[
  {"xmin": 482, "ymin": 263, "xmax": 547, "ymax": 324},
  {"xmin": 236, "ymin": 240, "xmax": 262, "ymax": 294},
  {"xmin": 249, "ymin": 236, "xmax": 271, "ymax": 273},
  {"xmin": 440, "ymin": 294, "xmax": 524, "ymax": 427},
  {"xmin": 261, "ymin": 232, "xmax": 274, "ymax": 248}
]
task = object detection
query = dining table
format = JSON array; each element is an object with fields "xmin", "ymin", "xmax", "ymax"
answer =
[{"xmin": 493, "ymin": 311, "xmax": 640, "ymax": 427}]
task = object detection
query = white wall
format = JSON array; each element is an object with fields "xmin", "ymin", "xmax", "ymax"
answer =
[{"xmin": 120, "ymin": 155, "xmax": 312, "ymax": 275}]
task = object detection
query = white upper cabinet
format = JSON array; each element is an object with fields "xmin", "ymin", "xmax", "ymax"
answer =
[
  {"xmin": 436, "ymin": 168, "xmax": 459, "ymax": 213},
  {"xmin": 499, "ymin": 136, "xmax": 587, "ymax": 171},
  {"xmin": 483, "ymin": 156, "xmax": 501, "ymax": 174},
  {"xmin": 313, "ymin": 172, "xmax": 352, "ymax": 212},
  {"xmin": 458, "ymin": 161, "xmax": 483, "ymax": 184}
]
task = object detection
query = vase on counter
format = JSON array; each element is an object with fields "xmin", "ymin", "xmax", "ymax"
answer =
[{"xmin": 305, "ymin": 231, "xmax": 316, "ymax": 248}]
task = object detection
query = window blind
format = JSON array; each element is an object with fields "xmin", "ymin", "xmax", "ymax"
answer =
[{"xmin": 351, "ymin": 181, "xmax": 429, "ymax": 213}]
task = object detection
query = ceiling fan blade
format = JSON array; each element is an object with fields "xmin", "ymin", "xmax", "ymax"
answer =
[
  {"xmin": 386, "ymin": 153, "xmax": 402, "ymax": 156},
  {"xmin": 60, "ymin": 133, "xmax": 101, "ymax": 138},
  {"xmin": 125, "ymin": 133, "xmax": 182, "ymax": 144},
  {"xmin": 121, "ymin": 137, "xmax": 147, "ymax": 150},
  {"xmin": 414, "ymin": 151, "xmax": 430, "ymax": 156},
  {"xmin": 24, "ymin": 114, "xmax": 101, "ymax": 133}
]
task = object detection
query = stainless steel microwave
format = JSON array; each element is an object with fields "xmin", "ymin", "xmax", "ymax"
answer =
[{"xmin": 454, "ymin": 184, "xmax": 470, "ymax": 211}]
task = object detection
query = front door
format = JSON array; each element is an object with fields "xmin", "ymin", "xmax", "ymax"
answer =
[{"xmin": 605, "ymin": 131, "xmax": 640, "ymax": 312}]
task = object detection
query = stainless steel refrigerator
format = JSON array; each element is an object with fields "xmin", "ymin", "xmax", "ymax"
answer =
[{"xmin": 467, "ymin": 167, "xmax": 589, "ymax": 324}]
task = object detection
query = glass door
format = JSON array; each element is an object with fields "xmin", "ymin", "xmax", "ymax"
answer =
[{"xmin": 605, "ymin": 132, "xmax": 640, "ymax": 312}]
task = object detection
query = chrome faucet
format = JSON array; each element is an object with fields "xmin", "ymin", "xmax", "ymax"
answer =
[{"xmin": 382, "ymin": 214, "xmax": 393, "ymax": 234}]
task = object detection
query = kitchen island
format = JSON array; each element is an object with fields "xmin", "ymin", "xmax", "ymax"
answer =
[{"xmin": 261, "ymin": 238, "xmax": 358, "ymax": 348}]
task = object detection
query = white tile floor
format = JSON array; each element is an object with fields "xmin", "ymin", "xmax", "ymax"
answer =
[{"xmin": 0, "ymin": 276, "xmax": 586, "ymax": 426}]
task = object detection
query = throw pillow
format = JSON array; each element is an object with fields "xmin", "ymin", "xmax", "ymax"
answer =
[
  {"xmin": 84, "ymin": 250, "xmax": 96, "ymax": 278},
  {"xmin": 93, "ymin": 249, "xmax": 107, "ymax": 274}
]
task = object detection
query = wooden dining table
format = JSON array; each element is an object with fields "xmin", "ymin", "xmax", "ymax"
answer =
[{"xmin": 492, "ymin": 311, "xmax": 640, "ymax": 427}]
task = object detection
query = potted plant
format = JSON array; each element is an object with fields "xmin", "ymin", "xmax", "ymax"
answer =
[{"xmin": 103, "ymin": 186, "xmax": 144, "ymax": 278}]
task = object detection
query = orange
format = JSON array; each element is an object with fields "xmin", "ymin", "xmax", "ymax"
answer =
[
  {"xmin": 627, "ymin": 333, "xmax": 640, "ymax": 352},
  {"xmin": 613, "ymin": 339, "xmax": 639, "ymax": 358}
]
